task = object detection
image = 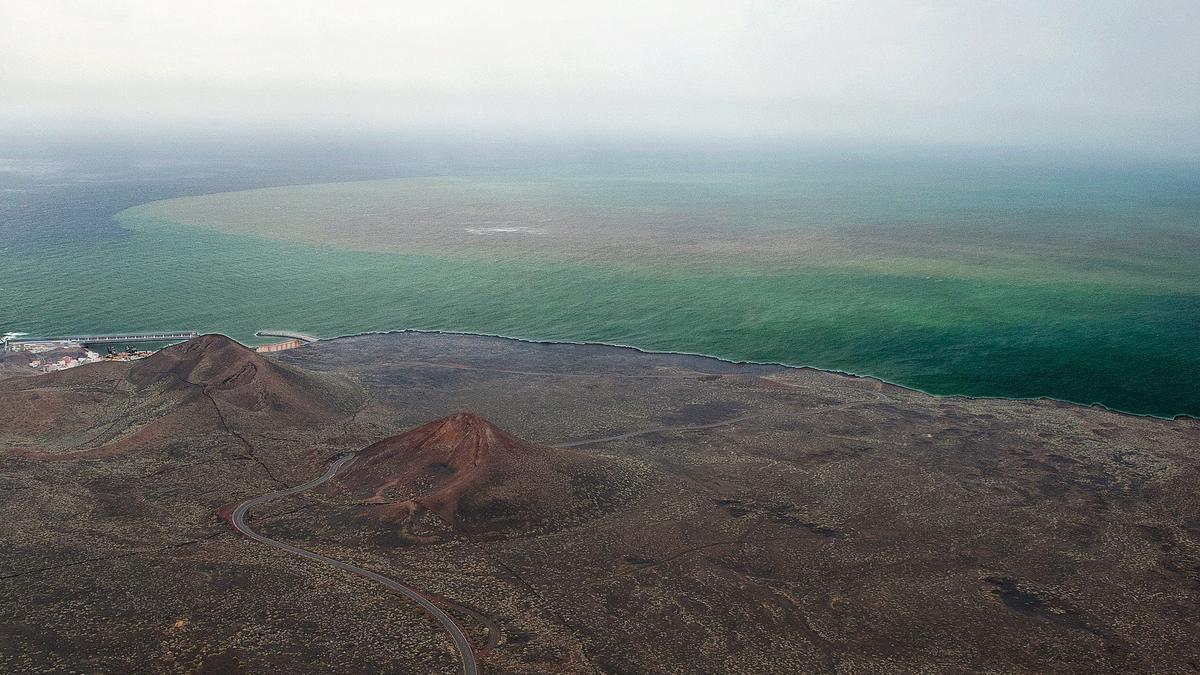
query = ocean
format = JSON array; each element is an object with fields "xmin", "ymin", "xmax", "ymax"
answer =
[{"xmin": 1, "ymin": 141, "xmax": 1197, "ymax": 417}]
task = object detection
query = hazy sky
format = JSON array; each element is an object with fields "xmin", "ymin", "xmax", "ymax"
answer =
[{"xmin": 2, "ymin": 1, "xmax": 1198, "ymax": 157}]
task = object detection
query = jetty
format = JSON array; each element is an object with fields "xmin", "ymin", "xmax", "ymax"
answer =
[
  {"xmin": 3, "ymin": 331, "xmax": 198, "ymax": 351},
  {"xmin": 255, "ymin": 330, "xmax": 319, "ymax": 343}
]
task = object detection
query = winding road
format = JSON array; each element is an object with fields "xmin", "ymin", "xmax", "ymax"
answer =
[
  {"xmin": 230, "ymin": 455, "xmax": 479, "ymax": 675},
  {"xmin": 229, "ymin": 411, "xmax": 755, "ymax": 674}
]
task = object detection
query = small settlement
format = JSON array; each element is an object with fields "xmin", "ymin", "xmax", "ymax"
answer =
[
  {"xmin": 2, "ymin": 329, "xmax": 314, "ymax": 374},
  {"xmin": 4, "ymin": 338, "xmax": 156, "ymax": 372}
]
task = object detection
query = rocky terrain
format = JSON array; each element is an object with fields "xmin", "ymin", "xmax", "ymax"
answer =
[
  {"xmin": 1, "ymin": 332, "xmax": 1198, "ymax": 673},
  {"xmin": 321, "ymin": 411, "xmax": 640, "ymax": 541}
]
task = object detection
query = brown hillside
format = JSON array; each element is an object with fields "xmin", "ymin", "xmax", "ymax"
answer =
[
  {"xmin": 328, "ymin": 412, "xmax": 638, "ymax": 539},
  {"xmin": 0, "ymin": 361, "xmax": 130, "ymax": 440},
  {"xmin": 2, "ymin": 335, "xmax": 359, "ymax": 460},
  {"xmin": 129, "ymin": 333, "xmax": 353, "ymax": 425}
]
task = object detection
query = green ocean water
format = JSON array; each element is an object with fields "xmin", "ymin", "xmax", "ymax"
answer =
[{"xmin": 2, "ymin": 159, "xmax": 1198, "ymax": 417}]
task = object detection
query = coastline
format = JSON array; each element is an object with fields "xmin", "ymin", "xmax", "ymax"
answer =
[
  {"xmin": 7, "ymin": 321, "xmax": 1191, "ymax": 422},
  {"xmin": 14, "ymin": 175, "xmax": 1194, "ymax": 422},
  {"xmin": 298, "ymin": 327, "xmax": 1196, "ymax": 423}
]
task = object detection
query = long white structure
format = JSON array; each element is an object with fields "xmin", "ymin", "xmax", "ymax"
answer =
[{"xmin": 3, "ymin": 331, "xmax": 198, "ymax": 350}]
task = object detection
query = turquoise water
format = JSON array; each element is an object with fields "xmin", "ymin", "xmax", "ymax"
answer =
[{"xmin": 2, "ymin": 155, "xmax": 1197, "ymax": 417}]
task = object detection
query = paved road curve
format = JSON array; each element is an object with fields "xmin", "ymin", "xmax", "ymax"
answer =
[
  {"xmin": 230, "ymin": 455, "xmax": 479, "ymax": 675},
  {"xmin": 230, "ymin": 413, "xmax": 758, "ymax": 672}
]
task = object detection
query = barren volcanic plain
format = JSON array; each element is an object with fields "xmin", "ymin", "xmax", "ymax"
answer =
[{"xmin": 1, "ymin": 332, "xmax": 1198, "ymax": 673}]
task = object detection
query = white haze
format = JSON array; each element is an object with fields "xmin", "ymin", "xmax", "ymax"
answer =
[{"xmin": 1, "ymin": 0, "xmax": 1198, "ymax": 158}]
